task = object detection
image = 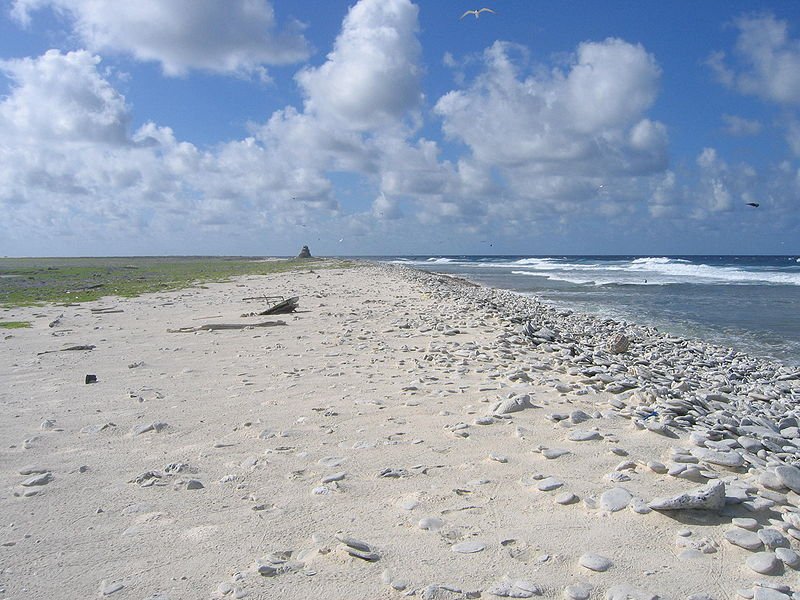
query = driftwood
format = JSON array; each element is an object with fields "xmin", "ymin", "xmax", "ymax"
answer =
[
  {"xmin": 91, "ymin": 307, "xmax": 123, "ymax": 314},
  {"xmin": 241, "ymin": 296, "xmax": 299, "ymax": 317},
  {"xmin": 37, "ymin": 344, "xmax": 96, "ymax": 356},
  {"xmin": 242, "ymin": 295, "xmax": 286, "ymax": 302},
  {"xmin": 167, "ymin": 320, "xmax": 286, "ymax": 333}
]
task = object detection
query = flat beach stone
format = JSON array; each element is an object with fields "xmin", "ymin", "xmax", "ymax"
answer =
[
  {"xmin": 555, "ymin": 492, "xmax": 577, "ymax": 505},
  {"xmin": 18, "ymin": 466, "xmax": 49, "ymax": 475},
  {"xmin": 732, "ymin": 517, "xmax": 759, "ymax": 530},
  {"xmin": 600, "ymin": 487, "xmax": 632, "ymax": 512},
  {"xmin": 321, "ymin": 472, "xmax": 346, "ymax": 484},
  {"xmin": 775, "ymin": 547, "xmax": 800, "ymax": 568},
  {"xmin": 568, "ymin": 430, "xmax": 601, "ymax": 442},
  {"xmin": 692, "ymin": 447, "xmax": 745, "ymax": 468},
  {"xmin": 758, "ymin": 528, "xmax": 789, "ymax": 549},
  {"xmin": 542, "ymin": 448, "xmax": 570, "ymax": 460},
  {"xmin": 486, "ymin": 578, "xmax": 542, "ymax": 598},
  {"xmin": 564, "ymin": 582, "xmax": 593, "ymax": 600},
  {"xmin": 100, "ymin": 581, "xmax": 124, "ymax": 596},
  {"xmin": 335, "ymin": 534, "xmax": 372, "ymax": 552},
  {"xmin": 21, "ymin": 472, "xmax": 53, "ymax": 486},
  {"xmin": 753, "ymin": 588, "xmax": 791, "ymax": 600},
  {"xmin": 492, "ymin": 395, "xmax": 533, "ymax": 415},
  {"xmin": 774, "ymin": 466, "xmax": 800, "ymax": 493},
  {"xmin": 579, "ymin": 553, "xmax": 613, "ymax": 572},
  {"xmin": 759, "ymin": 471, "xmax": 788, "ymax": 491},
  {"xmin": 538, "ymin": 477, "xmax": 564, "ymax": 491},
  {"xmin": 724, "ymin": 528, "xmax": 763, "ymax": 550},
  {"xmin": 418, "ymin": 517, "xmax": 444, "ymax": 530},
  {"xmin": 451, "ymin": 541, "xmax": 485, "ymax": 554},
  {"xmin": 746, "ymin": 552, "xmax": 781, "ymax": 575}
]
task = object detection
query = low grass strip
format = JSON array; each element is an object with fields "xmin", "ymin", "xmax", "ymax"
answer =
[{"xmin": 0, "ymin": 257, "xmax": 353, "ymax": 308}]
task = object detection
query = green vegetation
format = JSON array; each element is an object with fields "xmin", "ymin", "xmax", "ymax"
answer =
[
  {"xmin": 0, "ymin": 256, "xmax": 355, "ymax": 308},
  {"xmin": 0, "ymin": 320, "xmax": 32, "ymax": 329}
]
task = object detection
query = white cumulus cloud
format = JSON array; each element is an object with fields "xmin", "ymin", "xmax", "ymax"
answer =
[
  {"xmin": 435, "ymin": 39, "xmax": 667, "ymax": 179},
  {"xmin": 709, "ymin": 14, "xmax": 800, "ymax": 105},
  {"xmin": 296, "ymin": 0, "xmax": 422, "ymax": 131},
  {"xmin": 10, "ymin": 0, "xmax": 310, "ymax": 77},
  {"xmin": 0, "ymin": 49, "xmax": 129, "ymax": 144}
]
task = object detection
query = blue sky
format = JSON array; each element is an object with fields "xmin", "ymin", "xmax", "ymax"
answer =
[{"xmin": 0, "ymin": 0, "xmax": 799, "ymax": 256}]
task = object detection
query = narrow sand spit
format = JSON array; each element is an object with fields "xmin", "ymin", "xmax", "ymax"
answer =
[{"xmin": 2, "ymin": 263, "xmax": 799, "ymax": 599}]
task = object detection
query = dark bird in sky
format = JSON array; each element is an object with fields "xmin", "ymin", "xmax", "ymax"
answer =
[
  {"xmin": 460, "ymin": 8, "xmax": 496, "ymax": 19},
  {"xmin": 746, "ymin": 202, "xmax": 760, "ymax": 208}
]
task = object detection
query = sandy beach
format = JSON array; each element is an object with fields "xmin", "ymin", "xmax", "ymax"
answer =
[{"xmin": 3, "ymin": 262, "xmax": 800, "ymax": 600}]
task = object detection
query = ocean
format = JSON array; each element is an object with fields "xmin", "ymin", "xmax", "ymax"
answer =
[{"xmin": 380, "ymin": 256, "xmax": 800, "ymax": 367}]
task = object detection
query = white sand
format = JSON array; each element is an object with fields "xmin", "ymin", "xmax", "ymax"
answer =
[{"xmin": 0, "ymin": 263, "xmax": 794, "ymax": 599}]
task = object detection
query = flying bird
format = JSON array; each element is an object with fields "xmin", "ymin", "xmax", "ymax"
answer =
[
  {"xmin": 746, "ymin": 202, "xmax": 760, "ymax": 208},
  {"xmin": 460, "ymin": 8, "xmax": 496, "ymax": 19}
]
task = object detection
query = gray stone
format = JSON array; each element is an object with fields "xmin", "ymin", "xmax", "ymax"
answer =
[
  {"xmin": 564, "ymin": 583, "xmax": 593, "ymax": 600},
  {"xmin": 555, "ymin": 492, "xmax": 578, "ymax": 505},
  {"xmin": 600, "ymin": 487, "xmax": 632, "ymax": 512},
  {"xmin": 568, "ymin": 430, "xmax": 601, "ymax": 442},
  {"xmin": 775, "ymin": 547, "xmax": 800, "ymax": 568},
  {"xmin": 418, "ymin": 517, "xmax": 444, "ymax": 531},
  {"xmin": 732, "ymin": 518, "xmax": 759, "ymax": 530},
  {"xmin": 451, "ymin": 541, "xmax": 485, "ymax": 554},
  {"xmin": 746, "ymin": 552, "xmax": 781, "ymax": 575},
  {"xmin": 185, "ymin": 479, "xmax": 204, "ymax": 490},
  {"xmin": 649, "ymin": 480, "xmax": 725, "ymax": 511},
  {"xmin": 345, "ymin": 547, "xmax": 379, "ymax": 561},
  {"xmin": 647, "ymin": 461, "xmax": 668, "ymax": 474},
  {"xmin": 321, "ymin": 472, "xmax": 346, "ymax": 484},
  {"xmin": 759, "ymin": 471, "xmax": 788, "ymax": 491},
  {"xmin": 100, "ymin": 581, "xmax": 124, "ymax": 596},
  {"xmin": 724, "ymin": 528, "xmax": 763, "ymax": 551},
  {"xmin": 692, "ymin": 447, "xmax": 745, "ymax": 468},
  {"xmin": 131, "ymin": 421, "xmax": 169, "ymax": 435},
  {"xmin": 335, "ymin": 534, "xmax": 372, "ymax": 553},
  {"xmin": 608, "ymin": 334, "xmax": 631, "ymax": 354},
  {"xmin": 486, "ymin": 578, "xmax": 542, "ymax": 598},
  {"xmin": 537, "ymin": 477, "xmax": 564, "ymax": 492},
  {"xmin": 21, "ymin": 472, "xmax": 53, "ymax": 486},
  {"xmin": 758, "ymin": 528, "xmax": 790, "ymax": 549},
  {"xmin": 753, "ymin": 588, "xmax": 791, "ymax": 600},
  {"xmin": 542, "ymin": 448, "xmax": 571, "ymax": 460},
  {"xmin": 18, "ymin": 465, "xmax": 49, "ymax": 475},
  {"xmin": 493, "ymin": 395, "xmax": 534, "ymax": 415},
  {"xmin": 629, "ymin": 497, "xmax": 652, "ymax": 514},
  {"xmin": 774, "ymin": 466, "xmax": 800, "ymax": 493},
  {"xmin": 579, "ymin": 553, "xmax": 612, "ymax": 572},
  {"xmin": 570, "ymin": 410, "xmax": 592, "ymax": 424}
]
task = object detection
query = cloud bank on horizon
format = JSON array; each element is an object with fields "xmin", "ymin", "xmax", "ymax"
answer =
[{"xmin": 0, "ymin": 0, "xmax": 798, "ymax": 256}]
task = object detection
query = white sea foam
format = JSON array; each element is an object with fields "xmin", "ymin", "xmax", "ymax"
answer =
[
  {"xmin": 390, "ymin": 256, "xmax": 800, "ymax": 286},
  {"xmin": 504, "ymin": 257, "xmax": 800, "ymax": 286}
]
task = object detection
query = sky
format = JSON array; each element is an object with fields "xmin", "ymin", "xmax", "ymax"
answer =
[{"xmin": 1, "ymin": 0, "xmax": 799, "ymax": 257}]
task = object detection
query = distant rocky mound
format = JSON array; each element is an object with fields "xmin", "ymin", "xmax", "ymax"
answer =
[{"xmin": 297, "ymin": 245, "xmax": 312, "ymax": 259}]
